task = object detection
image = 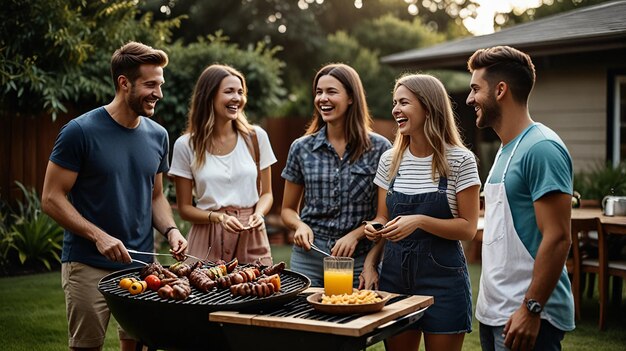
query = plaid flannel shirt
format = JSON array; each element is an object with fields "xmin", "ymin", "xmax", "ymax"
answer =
[{"xmin": 282, "ymin": 126, "xmax": 391, "ymax": 242}]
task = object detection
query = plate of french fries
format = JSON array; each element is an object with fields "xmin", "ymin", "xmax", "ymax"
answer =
[{"xmin": 306, "ymin": 289, "xmax": 391, "ymax": 315}]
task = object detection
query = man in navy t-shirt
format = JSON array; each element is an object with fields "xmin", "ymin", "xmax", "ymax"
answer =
[{"xmin": 42, "ymin": 41, "xmax": 187, "ymax": 351}]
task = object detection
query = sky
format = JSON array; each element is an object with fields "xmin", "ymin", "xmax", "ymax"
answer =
[{"xmin": 463, "ymin": 0, "xmax": 544, "ymax": 35}]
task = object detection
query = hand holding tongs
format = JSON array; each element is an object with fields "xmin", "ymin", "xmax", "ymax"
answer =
[
  {"xmin": 309, "ymin": 242, "xmax": 332, "ymax": 257},
  {"xmin": 127, "ymin": 249, "xmax": 205, "ymax": 262}
]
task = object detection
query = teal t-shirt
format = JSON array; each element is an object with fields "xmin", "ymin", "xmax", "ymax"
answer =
[{"xmin": 488, "ymin": 122, "xmax": 575, "ymax": 331}]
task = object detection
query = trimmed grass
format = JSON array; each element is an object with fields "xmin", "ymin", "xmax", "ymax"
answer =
[{"xmin": 1, "ymin": 245, "xmax": 625, "ymax": 350}]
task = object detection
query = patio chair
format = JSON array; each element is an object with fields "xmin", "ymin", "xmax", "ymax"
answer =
[
  {"xmin": 598, "ymin": 225, "xmax": 626, "ymax": 330},
  {"xmin": 570, "ymin": 217, "xmax": 605, "ymax": 328}
]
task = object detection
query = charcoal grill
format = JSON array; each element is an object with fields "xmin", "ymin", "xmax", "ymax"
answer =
[{"xmin": 98, "ymin": 265, "xmax": 310, "ymax": 350}]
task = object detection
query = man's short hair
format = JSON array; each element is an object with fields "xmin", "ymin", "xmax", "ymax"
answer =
[
  {"xmin": 467, "ymin": 45, "xmax": 535, "ymax": 104},
  {"xmin": 110, "ymin": 42, "xmax": 168, "ymax": 90}
]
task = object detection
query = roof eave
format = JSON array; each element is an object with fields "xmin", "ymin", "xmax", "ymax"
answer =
[{"xmin": 382, "ymin": 33, "xmax": 626, "ymax": 70}]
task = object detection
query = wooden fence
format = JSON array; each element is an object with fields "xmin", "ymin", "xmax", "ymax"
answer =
[
  {"xmin": 1, "ymin": 110, "xmax": 73, "ymax": 208},
  {"xmin": 0, "ymin": 111, "xmax": 396, "ymax": 213}
]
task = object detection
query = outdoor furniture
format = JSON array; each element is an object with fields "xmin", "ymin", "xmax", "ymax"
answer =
[
  {"xmin": 571, "ymin": 208, "xmax": 626, "ymax": 330},
  {"xmin": 598, "ymin": 224, "xmax": 626, "ymax": 329},
  {"xmin": 569, "ymin": 218, "xmax": 603, "ymax": 325}
]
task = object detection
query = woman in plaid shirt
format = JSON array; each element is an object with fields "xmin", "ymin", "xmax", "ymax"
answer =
[{"xmin": 281, "ymin": 63, "xmax": 391, "ymax": 287}]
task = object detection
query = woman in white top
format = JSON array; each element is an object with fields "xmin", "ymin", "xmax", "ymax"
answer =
[
  {"xmin": 359, "ymin": 74, "xmax": 480, "ymax": 351},
  {"xmin": 169, "ymin": 64, "xmax": 277, "ymax": 265}
]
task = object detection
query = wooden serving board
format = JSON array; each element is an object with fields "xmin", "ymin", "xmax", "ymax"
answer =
[{"xmin": 210, "ymin": 288, "xmax": 433, "ymax": 337}]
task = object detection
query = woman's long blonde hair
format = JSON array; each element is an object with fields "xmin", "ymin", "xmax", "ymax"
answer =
[
  {"xmin": 305, "ymin": 63, "xmax": 373, "ymax": 162},
  {"xmin": 388, "ymin": 74, "xmax": 467, "ymax": 182},
  {"xmin": 186, "ymin": 64, "xmax": 253, "ymax": 169}
]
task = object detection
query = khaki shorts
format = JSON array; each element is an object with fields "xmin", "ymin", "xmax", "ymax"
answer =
[{"xmin": 62, "ymin": 262, "xmax": 134, "ymax": 348}]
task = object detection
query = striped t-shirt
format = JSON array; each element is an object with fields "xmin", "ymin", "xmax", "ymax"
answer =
[{"xmin": 374, "ymin": 146, "xmax": 481, "ymax": 217}]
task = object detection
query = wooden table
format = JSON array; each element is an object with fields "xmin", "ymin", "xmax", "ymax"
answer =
[
  {"xmin": 464, "ymin": 209, "xmax": 626, "ymax": 263},
  {"xmin": 571, "ymin": 208, "xmax": 626, "ymax": 235}
]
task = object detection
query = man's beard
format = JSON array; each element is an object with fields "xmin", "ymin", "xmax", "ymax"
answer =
[
  {"xmin": 128, "ymin": 85, "xmax": 154, "ymax": 117},
  {"xmin": 476, "ymin": 94, "xmax": 501, "ymax": 129}
]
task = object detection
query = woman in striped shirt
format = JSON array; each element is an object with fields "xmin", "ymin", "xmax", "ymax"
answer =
[{"xmin": 359, "ymin": 74, "xmax": 480, "ymax": 351}]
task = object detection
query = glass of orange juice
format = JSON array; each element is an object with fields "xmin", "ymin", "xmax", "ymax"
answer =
[{"xmin": 323, "ymin": 257, "xmax": 354, "ymax": 296}]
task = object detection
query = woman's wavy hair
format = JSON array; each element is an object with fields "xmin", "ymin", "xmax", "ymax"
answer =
[
  {"xmin": 305, "ymin": 63, "xmax": 373, "ymax": 162},
  {"xmin": 388, "ymin": 74, "xmax": 468, "ymax": 182},
  {"xmin": 185, "ymin": 64, "xmax": 253, "ymax": 168}
]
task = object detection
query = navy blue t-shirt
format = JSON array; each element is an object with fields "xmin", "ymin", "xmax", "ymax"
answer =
[{"xmin": 50, "ymin": 107, "xmax": 169, "ymax": 270}]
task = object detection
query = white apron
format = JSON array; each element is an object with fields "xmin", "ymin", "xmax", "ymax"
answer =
[{"xmin": 476, "ymin": 125, "xmax": 541, "ymax": 326}]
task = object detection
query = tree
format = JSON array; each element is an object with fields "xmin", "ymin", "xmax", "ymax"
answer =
[
  {"xmin": 158, "ymin": 33, "xmax": 285, "ymax": 138},
  {"xmin": 0, "ymin": 0, "xmax": 181, "ymax": 119},
  {"xmin": 143, "ymin": 0, "xmax": 474, "ymax": 118},
  {"xmin": 496, "ymin": 0, "xmax": 613, "ymax": 29}
]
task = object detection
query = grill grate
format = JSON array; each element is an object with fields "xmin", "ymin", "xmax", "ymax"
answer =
[{"xmin": 98, "ymin": 265, "xmax": 310, "ymax": 311}]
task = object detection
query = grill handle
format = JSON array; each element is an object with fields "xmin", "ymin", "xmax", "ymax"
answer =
[{"xmin": 365, "ymin": 307, "xmax": 429, "ymax": 346}]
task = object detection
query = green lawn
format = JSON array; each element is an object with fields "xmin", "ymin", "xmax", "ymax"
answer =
[{"xmin": 1, "ymin": 245, "xmax": 625, "ymax": 350}]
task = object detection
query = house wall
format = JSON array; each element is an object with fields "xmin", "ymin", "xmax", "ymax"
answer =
[{"xmin": 531, "ymin": 65, "xmax": 607, "ymax": 173}]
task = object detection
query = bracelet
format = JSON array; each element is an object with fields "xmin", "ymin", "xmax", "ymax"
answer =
[
  {"xmin": 208, "ymin": 210, "xmax": 214, "ymax": 223},
  {"xmin": 162, "ymin": 226, "xmax": 178, "ymax": 237}
]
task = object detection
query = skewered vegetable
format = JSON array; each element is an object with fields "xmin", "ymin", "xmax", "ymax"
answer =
[
  {"xmin": 119, "ymin": 277, "xmax": 137, "ymax": 290},
  {"xmin": 129, "ymin": 280, "xmax": 147, "ymax": 295},
  {"xmin": 144, "ymin": 275, "xmax": 162, "ymax": 291}
]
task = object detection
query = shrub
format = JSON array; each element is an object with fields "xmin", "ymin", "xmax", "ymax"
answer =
[
  {"xmin": 574, "ymin": 161, "xmax": 626, "ymax": 200},
  {"xmin": 0, "ymin": 200, "xmax": 15, "ymax": 272},
  {"xmin": 0, "ymin": 0, "xmax": 181, "ymax": 119},
  {"xmin": 157, "ymin": 32, "xmax": 286, "ymax": 138},
  {"xmin": 7, "ymin": 182, "xmax": 63, "ymax": 271}
]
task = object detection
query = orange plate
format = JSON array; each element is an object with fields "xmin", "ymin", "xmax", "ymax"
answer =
[{"xmin": 306, "ymin": 291, "xmax": 391, "ymax": 315}]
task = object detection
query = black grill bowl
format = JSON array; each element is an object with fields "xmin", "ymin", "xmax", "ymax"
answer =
[{"xmin": 98, "ymin": 266, "xmax": 310, "ymax": 350}]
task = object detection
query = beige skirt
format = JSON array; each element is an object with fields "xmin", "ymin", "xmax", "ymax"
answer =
[{"xmin": 186, "ymin": 206, "xmax": 272, "ymax": 265}]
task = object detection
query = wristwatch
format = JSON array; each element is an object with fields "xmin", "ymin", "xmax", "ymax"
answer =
[{"xmin": 524, "ymin": 298, "xmax": 543, "ymax": 314}]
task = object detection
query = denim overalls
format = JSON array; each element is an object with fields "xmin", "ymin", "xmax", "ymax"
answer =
[{"xmin": 379, "ymin": 175, "xmax": 472, "ymax": 333}]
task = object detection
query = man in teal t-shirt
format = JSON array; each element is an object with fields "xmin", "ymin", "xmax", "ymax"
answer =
[{"xmin": 467, "ymin": 46, "xmax": 575, "ymax": 351}]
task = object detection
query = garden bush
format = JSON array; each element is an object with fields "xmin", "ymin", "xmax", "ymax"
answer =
[
  {"xmin": 1, "ymin": 182, "xmax": 63, "ymax": 274},
  {"xmin": 574, "ymin": 161, "xmax": 626, "ymax": 201}
]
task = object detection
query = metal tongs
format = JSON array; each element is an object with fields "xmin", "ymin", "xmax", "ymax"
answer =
[
  {"xmin": 127, "ymin": 249, "xmax": 205, "ymax": 262},
  {"xmin": 309, "ymin": 242, "xmax": 332, "ymax": 257},
  {"xmin": 131, "ymin": 258, "xmax": 150, "ymax": 266}
]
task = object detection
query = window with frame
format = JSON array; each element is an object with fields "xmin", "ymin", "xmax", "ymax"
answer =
[{"xmin": 610, "ymin": 74, "xmax": 626, "ymax": 165}]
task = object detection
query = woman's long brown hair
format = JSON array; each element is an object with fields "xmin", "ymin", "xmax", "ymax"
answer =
[
  {"xmin": 305, "ymin": 63, "xmax": 373, "ymax": 162},
  {"xmin": 186, "ymin": 64, "xmax": 253, "ymax": 169}
]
